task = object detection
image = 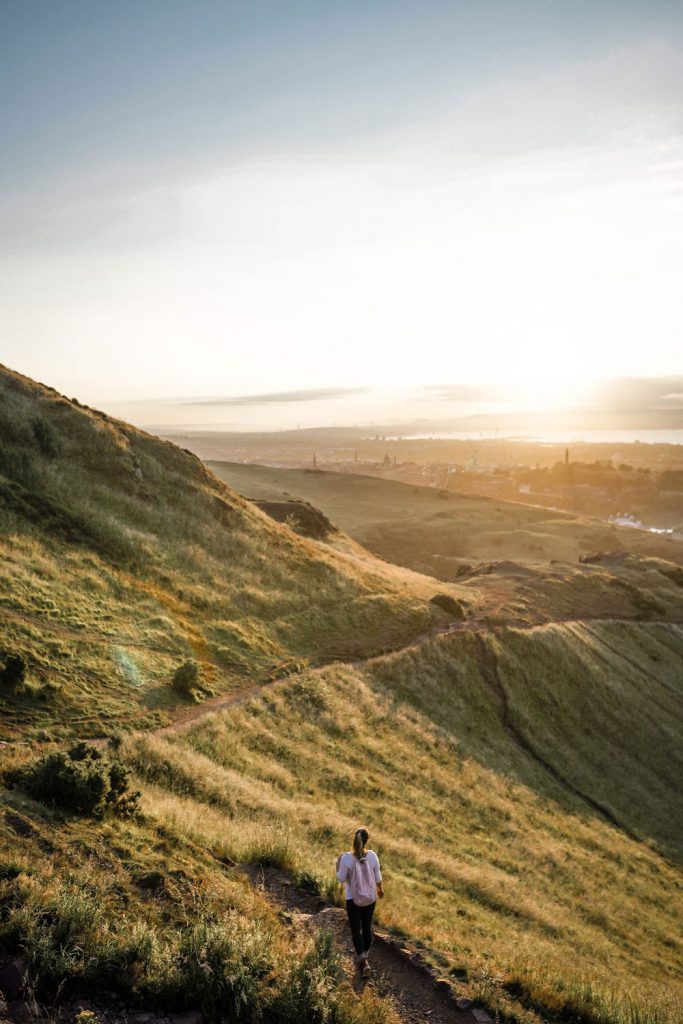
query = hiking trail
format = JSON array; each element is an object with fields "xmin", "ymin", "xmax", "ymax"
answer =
[{"xmin": 246, "ymin": 864, "xmax": 487, "ymax": 1024}]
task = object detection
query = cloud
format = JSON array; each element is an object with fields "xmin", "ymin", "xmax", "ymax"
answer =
[
  {"xmin": 589, "ymin": 377, "xmax": 683, "ymax": 412},
  {"xmin": 182, "ymin": 386, "xmax": 371, "ymax": 407},
  {"xmin": 419, "ymin": 384, "xmax": 503, "ymax": 402}
]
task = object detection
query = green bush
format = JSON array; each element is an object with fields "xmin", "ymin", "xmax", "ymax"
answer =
[
  {"xmin": 32, "ymin": 416, "xmax": 60, "ymax": 457},
  {"xmin": 0, "ymin": 652, "xmax": 27, "ymax": 689},
  {"xmin": 172, "ymin": 659, "xmax": 200, "ymax": 694},
  {"xmin": 7, "ymin": 742, "xmax": 140, "ymax": 818}
]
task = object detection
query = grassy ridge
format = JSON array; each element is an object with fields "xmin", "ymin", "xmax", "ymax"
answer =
[
  {"xmin": 369, "ymin": 622, "xmax": 683, "ymax": 860},
  {"xmin": 0, "ymin": 365, "xmax": 460, "ymax": 739},
  {"xmin": 121, "ymin": 624, "xmax": 683, "ymax": 1023}
]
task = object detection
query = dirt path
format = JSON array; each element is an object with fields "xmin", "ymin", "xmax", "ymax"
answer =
[{"xmin": 246, "ymin": 865, "xmax": 486, "ymax": 1024}]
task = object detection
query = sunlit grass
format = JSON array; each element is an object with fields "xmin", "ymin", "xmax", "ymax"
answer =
[
  {"xmin": 127, "ymin": 648, "xmax": 683, "ymax": 1024},
  {"xmin": 0, "ymin": 367, "xmax": 465, "ymax": 740}
]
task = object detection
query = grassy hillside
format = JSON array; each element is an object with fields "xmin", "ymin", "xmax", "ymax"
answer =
[
  {"xmin": 0, "ymin": 366, "xmax": 462, "ymax": 740},
  {"xmin": 2, "ymin": 367, "xmax": 682, "ymax": 1024},
  {"xmin": 0, "ymin": 769, "xmax": 397, "ymax": 1024},
  {"xmin": 207, "ymin": 462, "xmax": 683, "ymax": 577},
  {"xmin": 118, "ymin": 625, "xmax": 683, "ymax": 1024}
]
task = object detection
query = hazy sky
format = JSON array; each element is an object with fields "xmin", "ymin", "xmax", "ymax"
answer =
[{"xmin": 2, "ymin": 1, "xmax": 682, "ymax": 428}]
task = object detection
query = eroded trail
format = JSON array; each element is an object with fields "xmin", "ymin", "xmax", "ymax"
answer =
[{"xmin": 247, "ymin": 865, "xmax": 484, "ymax": 1024}]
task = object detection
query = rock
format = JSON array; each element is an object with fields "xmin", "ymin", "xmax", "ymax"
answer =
[
  {"xmin": 430, "ymin": 594, "xmax": 467, "ymax": 619},
  {"xmin": 3, "ymin": 813, "xmax": 34, "ymax": 839},
  {"xmin": 434, "ymin": 978, "xmax": 451, "ymax": 993},
  {"xmin": 168, "ymin": 1012, "xmax": 203, "ymax": 1024},
  {"xmin": 455, "ymin": 997, "xmax": 473, "ymax": 1009},
  {"xmin": 472, "ymin": 1010, "xmax": 494, "ymax": 1024},
  {"xmin": 254, "ymin": 499, "xmax": 336, "ymax": 540},
  {"xmin": 0, "ymin": 960, "xmax": 28, "ymax": 1001},
  {"xmin": 7, "ymin": 1002, "xmax": 28, "ymax": 1024}
]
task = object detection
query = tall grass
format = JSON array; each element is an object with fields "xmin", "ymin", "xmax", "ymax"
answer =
[
  {"xmin": 129, "ymin": 658, "xmax": 683, "ymax": 1024},
  {"xmin": 0, "ymin": 808, "xmax": 399, "ymax": 1023}
]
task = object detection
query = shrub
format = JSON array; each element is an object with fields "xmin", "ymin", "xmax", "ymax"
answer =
[
  {"xmin": 7, "ymin": 742, "xmax": 140, "ymax": 818},
  {"xmin": 0, "ymin": 652, "xmax": 27, "ymax": 689},
  {"xmin": 172, "ymin": 660, "xmax": 199, "ymax": 694},
  {"xmin": 32, "ymin": 416, "xmax": 60, "ymax": 457},
  {"xmin": 0, "ymin": 878, "xmax": 124, "ymax": 992}
]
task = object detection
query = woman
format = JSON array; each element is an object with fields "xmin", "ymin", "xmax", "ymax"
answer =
[{"xmin": 336, "ymin": 827, "xmax": 384, "ymax": 978}]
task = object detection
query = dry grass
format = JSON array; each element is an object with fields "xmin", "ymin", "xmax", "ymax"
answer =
[
  {"xmin": 0, "ymin": 365, "xmax": 464, "ymax": 739},
  {"xmin": 207, "ymin": 461, "xmax": 683, "ymax": 575},
  {"xmin": 124, "ymin": 643, "xmax": 683, "ymax": 1024},
  {"xmin": 0, "ymin": 782, "xmax": 400, "ymax": 1023}
]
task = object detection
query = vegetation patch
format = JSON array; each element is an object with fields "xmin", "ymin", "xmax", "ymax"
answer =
[{"xmin": 5, "ymin": 742, "xmax": 140, "ymax": 818}]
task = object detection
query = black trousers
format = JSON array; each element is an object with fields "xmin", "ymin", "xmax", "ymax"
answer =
[{"xmin": 345, "ymin": 899, "xmax": 376, "ymax": 956}]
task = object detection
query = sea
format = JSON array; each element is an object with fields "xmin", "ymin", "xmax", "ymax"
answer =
[{"xmin": 385, "ymin": 429, "xmax": 683, "ymax": 445}]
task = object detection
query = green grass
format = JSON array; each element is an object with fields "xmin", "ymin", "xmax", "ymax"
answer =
[{"xmin": 368, "ymin": 622, "xmax": 683, "ymax": 859}]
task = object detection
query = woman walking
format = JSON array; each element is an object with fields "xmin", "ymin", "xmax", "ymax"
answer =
[{"xmin": 336, "ymin": 827, "xmax": 383, "ymax": 978}]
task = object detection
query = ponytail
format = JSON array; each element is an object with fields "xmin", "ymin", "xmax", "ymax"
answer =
[{"xmin": 353, "ymin": 827, "xmax": 369, "ymax": 861}]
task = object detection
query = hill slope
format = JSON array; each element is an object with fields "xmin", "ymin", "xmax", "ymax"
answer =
[
  {"xmin": 2, "ymin": 367, "xmax": 682, "ymax": 1024},
  {"xmin": 207, "ymin": 461, "xmax": 683, "ymax": 576},
  {"xmin": 0, "ymin": 366, "xmax": 461, "ymax": 739},
  {"xmin": 121, "ymin": 625, "xmax": 683, "ymax": 1024}
]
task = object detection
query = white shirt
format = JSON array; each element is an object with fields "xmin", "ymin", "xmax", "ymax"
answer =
[{"xmin": 336, "ymin": 850, "xmax": 382, "ymax": 900}]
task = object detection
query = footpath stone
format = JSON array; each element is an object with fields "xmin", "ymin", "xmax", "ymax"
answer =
[
  {"xmin": 0, "ymin": 961, "xmax": 28, "ymax": 1002},
  {"xmin": 168, "ymin": 1012, "xmax": 203, "ymax": 1024}
]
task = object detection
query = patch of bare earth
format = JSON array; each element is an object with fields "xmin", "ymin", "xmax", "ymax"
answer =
[{"xmin": 246, "ymin": 866, "xmax": 485, "ymax": 1024}]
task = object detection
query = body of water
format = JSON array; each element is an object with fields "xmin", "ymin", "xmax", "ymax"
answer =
[{"xmin": 384, "ymin": 429, "xmax": 683, "ymax": 445}]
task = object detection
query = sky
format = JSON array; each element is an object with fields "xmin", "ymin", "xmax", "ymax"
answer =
[{"xmin": 1, "ymin": 1, "xmax": 682, "ymax": 430}]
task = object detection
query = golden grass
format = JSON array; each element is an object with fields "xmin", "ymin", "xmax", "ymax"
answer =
[
  {"xmin": 125, "ymin": 644, "xmax": 683, "ymax": 1024},
  {"xmin": 0, "ymin": 783, "xmax": 400, "ymax": 1023},
  {"xmin": 207, "ymin": 461, "xmax": 683, "ymax": 575},
  {"xmin": 0, "ymin": 366, "xmax": 470, "ymax": 739}
]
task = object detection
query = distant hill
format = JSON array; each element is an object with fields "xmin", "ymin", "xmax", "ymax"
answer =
[
  {"xmin": 207, "ymin": 461, "xmax": 683, "ymax": 575},
  {"xmin": 0, "ymin": 366, "xmax": 456, "ymax": 740}
]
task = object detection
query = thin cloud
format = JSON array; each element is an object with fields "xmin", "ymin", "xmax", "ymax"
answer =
[
  {"xmin": 589, "ymin": 377, "xmax": 683, "ymax": 411},
  {"xmin": 420, "ymin": 384, "xmax": 503, "ymax": 402},
  {"xmin": 182, "ymin": 387, "xmax": 371, "ymax": 407}
]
